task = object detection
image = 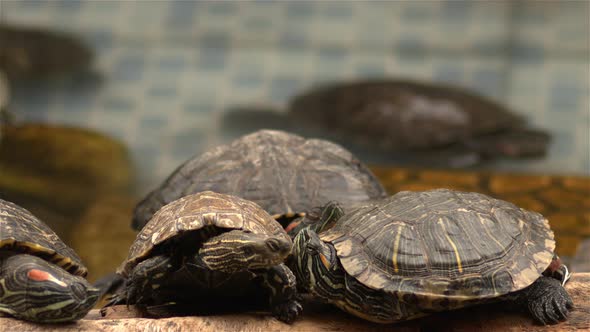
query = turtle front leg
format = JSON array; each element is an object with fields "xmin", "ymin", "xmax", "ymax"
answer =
[
  {"xmin": 258, "ymin": 263, "xmax": 302, "ymax": 324},
  {"xmin": 125, "ymin": 255, "xmax": 174, "ymax": 306},
  {"xmin": 518, "ymin": 276, "xmax": 573, "ymax": 325}
]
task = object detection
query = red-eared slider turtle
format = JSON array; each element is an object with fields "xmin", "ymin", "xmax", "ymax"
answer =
[
  {"xmin": 0, "ymin": 24, "xmax": 93, "ymax": 80},
  {"xmin": 292, "ymin": 189, "xmax": 573, "ymax": 325},
  {"xmin": 106, "ymin": 191, "xmax": 302, "ymax": 323},
  {"xmin": 132, "ymin": 130, "xmax": 387, "ymax": 234},
  {"xmin": 0, "ymin": 198, "xmax": 99, "ymax": 323}
]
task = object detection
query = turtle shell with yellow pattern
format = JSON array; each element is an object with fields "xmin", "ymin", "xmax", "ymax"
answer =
[
  {"xmin": 320, "ymin": 188, "xmax": 555, "ymax": 304},
  {"xmin": 0, "ymin": 198, "xmax": 87, "ymax": 277}
]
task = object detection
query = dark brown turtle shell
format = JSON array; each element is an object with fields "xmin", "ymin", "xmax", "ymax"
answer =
[
  {"xmin": 0, "ymin": 198, "xmax": 87, "ymax": 277},
  {"xmin": 288, "ymin": 80, "xmax": 530, "ymax": 150},
  {"xmin": 321, "ymin": 189, "xmax": 555, "ymax": 301},
  {"xmin": 119, "ymin": 191, "xmax": 291, "ymax": 277},
  {"xmin": 132, "ymin": 129, "xmax": 387, "ymax": 230}
]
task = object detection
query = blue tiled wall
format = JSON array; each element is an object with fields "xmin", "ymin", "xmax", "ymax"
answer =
[{"xmin": 2, "ymin": 0, "xmax": 589, "ymax": 193}]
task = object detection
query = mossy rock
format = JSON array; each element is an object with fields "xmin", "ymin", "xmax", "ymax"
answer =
[
  {"xmin": 70, "ymin": 195, "xmax": 137, "ymax": 283},
  {"xmin": 0, "ymin": 123, "xmax": 134, "ymax": 239}
]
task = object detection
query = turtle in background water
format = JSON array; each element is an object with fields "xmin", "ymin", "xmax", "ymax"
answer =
[
  {"xmin": 221, "ymin": 79, "xmax": 550, "ymax": 168},
  {"xmin": 0, "ymin": 24, "xmax": 93, "ymax": 80},
  {"xmin": 132, "ymin": 129, "xmax": 386, "ymax": 233},
  {"xmin": 292, "ymin": 189, "xmax": 572, "ymax": 325},
  {"xmin": 0, "ymin": 198, "xmax": 99, "ymax": 323}
]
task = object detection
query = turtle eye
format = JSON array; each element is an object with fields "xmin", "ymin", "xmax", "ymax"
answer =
[
  {"xmin": 266, "ymin": 239, "xmax": 281, "ymax": 252},
  {"xmin": 70, "ymin": 282, "xmax": 86, "ymax": 301},
  {"xmin": 305, "ymin": 244, "xmax": 318, "ymax": 254}
]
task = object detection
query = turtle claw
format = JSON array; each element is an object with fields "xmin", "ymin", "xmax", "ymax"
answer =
[
  {"xmin": 525, "ymin": 277, "xmax": 573, "ymax": 325},
  {"xmin": 273, "ymin": 299, "xmax": 303, "ymax": 324},
  {"xmin": 543, "ymin": 301, "xmax": 560, "ymax": 325}
]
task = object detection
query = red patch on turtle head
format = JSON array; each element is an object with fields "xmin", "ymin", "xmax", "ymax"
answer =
[
  {"xmin": 284, "ymin": 221, "xmax": 301, "ymax": 233},
  {"xmin": 27, "ymin": 269, "xmax": 52, "ymax": 282},
  {"xmin": 26, "ymin": 269, "xmax": 68, "ymax": 287}
]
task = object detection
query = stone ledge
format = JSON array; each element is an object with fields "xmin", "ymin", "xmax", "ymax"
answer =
[{"xmin": 1, "ymin": 273, "xmax": 588, "ymax": 332}]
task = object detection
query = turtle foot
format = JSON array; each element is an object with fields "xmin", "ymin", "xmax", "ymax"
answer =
[
  {"xmin": 272, "ymin": 299, "xmax": 303, "ymax": 324},
  {"xmin": 526, "ymin": 277, "xmax": 573, "ymax": 325}
]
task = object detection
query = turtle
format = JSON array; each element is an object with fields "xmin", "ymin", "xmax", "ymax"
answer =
[
  {"xmin": 292, "ymin": 189, "xmax": 573, "ymax": 325},
  {"xmin": 287, "ymin": 80, "xmax": 551, "ymax": 167},
  {"xmin": 105, "ymin": 191, "xmax": 302, "ymax": 323},
  {"xmin": 0, "ymin": 24, "xmax": 93, "ymax": 80},
  {"xmin": 0, "ymin": 198, "xmax": 99, "ymax": 323},
  {"xmin": 132, "ymin": 129, "xmax": 387, "ymax": 234},
  {"xmin": 222, "ymin": 80, "xmax": 551, "ymax": 168}
]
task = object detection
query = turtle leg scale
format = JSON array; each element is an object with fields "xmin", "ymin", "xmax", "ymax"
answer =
[
  {"xmin": 258, "ymin": 264, "xmax": 302, "ymax": 323},
  {"xmin": 521, "ymin": 276, "xmax": 573, "ymax": 325},
  {"xmin": 126, "ymin": 255, "xmax": 173, "ymax": 306}
]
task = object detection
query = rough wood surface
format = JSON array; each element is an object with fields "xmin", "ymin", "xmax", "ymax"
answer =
[{"xmin": 1, "ymin": 274, "xmax": 588, "ymax": 332}]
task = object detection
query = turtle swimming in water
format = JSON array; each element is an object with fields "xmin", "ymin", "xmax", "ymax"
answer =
[
  {"xmin": 0, "ymin": 198, "xmax": 99, "ymax": 323},
  {"xmin": 106, "ymin": 191, "xmax": 302, "ymax": 323},
  {"xmin": 132, "ymin": 130, "xmax": 386, "ymax": 234},
  {"xmin": 221, "ymin": 80, "xmax": 550, "ymax": 168},
  {"xmin": 292, "ymin": 189, "xmax": 572, "ymax": 325},
  {"xmin": 287, "ymin": 80, "xmax": 551, "ymax": 167}
]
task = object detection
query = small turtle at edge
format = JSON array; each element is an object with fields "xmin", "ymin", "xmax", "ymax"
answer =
[
  {"xmin": 132, "ymin": 129, "xmax": 387, "ymax": 235},
  {"xmin": 0, "ymin": 198, "xmax": 99, "ymax": 323},
  {"xmin": 292, "ymin": 189, "xmax": 573, "ymax": 325},
  {"xmin": 104, "ymin": 191, "xmax": 302, "ymax": 323}
]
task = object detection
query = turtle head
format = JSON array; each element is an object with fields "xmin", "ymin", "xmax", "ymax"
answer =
[
  {"xmin": 0, "ymin": 254, "xmax": 99, "ymax": 323},
  {"xmin": 292, "ymin": 227, "xmax": 337, "ymax": 293},
  {"xmin": 199, "ymin": 229, "xmax": 292, "ymax": 273}
]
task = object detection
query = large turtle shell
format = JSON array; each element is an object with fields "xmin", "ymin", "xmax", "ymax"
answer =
[
  {"xmin": 120, "ymin": 191, "xmax": 290, "ymax": 277},
  {"xmin": 132, "ymin": 129, "xmax": 387, "ymax": 230},
  {"xmin": 321, "ymin": 189, "xmax": 555, "ymax": 301},
  {"xmin": 288, "ymin": 80, "xmax": 524, "ymax": 150},
  {"xmin": 0, "ymin": 198, "xmax": 87, "ymax": 276}
]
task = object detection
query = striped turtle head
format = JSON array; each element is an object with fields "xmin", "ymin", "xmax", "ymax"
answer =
[
  {"xmin": 0, "ymin": 254, "xmax": 99, "ymax": 323},
  {"xmin": 199, "ymin": 229, "xmax": 292, "ymax": 273},
  {"xmin": 292, "ymin": 228, "xmax": 337, "ymax": 293}
]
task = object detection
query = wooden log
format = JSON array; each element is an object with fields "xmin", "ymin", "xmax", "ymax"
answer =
[{"xmin": 1, "ymin": 273, "xmax": 588, "ymax": 332}]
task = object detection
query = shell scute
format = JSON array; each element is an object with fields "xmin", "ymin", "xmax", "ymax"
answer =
[{"xmin": 120, "ymin": 191, "xmax": 289, "ymax": 276}]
